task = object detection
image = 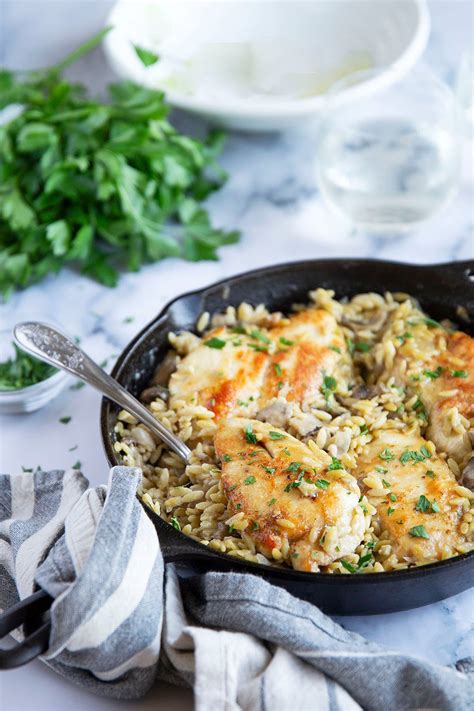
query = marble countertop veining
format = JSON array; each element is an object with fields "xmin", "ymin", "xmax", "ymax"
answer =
[{"xmin": 1, "ymin": 2, "xmax": 473, "ymax": 709}]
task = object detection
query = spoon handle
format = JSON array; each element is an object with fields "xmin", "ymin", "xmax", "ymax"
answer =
[{"xmin": 13, "ymin": 322, "xmax": 192, "ymax": 463}]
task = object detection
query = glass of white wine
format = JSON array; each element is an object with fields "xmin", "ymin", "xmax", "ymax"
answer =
[{"xmin": 317, "ymin": 66, "xmax": 461, "ymax": 232}]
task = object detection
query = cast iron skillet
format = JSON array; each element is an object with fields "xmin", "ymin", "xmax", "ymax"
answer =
[
  {"xmin": 100, "ymin": 258, "xmax": 474, "ymax": 616},
  {"xmin": 3, "ymin": 260, "xmax": 472, "ymax": 670}
]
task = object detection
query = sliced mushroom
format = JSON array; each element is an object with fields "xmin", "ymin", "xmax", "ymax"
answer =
[
  {"xmin": 140, "ymin": 384, "xmax": 169, "ymax": 403},
  {"xmin": 151, "ymin": 350, "xmax": 177, "ymax": 386},
  {"xmin": 460, "ymin": 457, "xmax": 474, "ymax": 491},
  {"xmin": 342, "ymin": 310, "xmax": 387, "ymax": 333},
  {"xmin": 257, "ymin": 399, "xmax": 293, "ymax": 428},
  {"xmin": 350, "ymin": 383, "xmax": 379, "ymax": 400}
]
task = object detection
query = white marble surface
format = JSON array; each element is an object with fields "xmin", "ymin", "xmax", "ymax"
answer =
[{"xmin": 1, "ymin": 2, "xmax": 473, "ymax": 709}]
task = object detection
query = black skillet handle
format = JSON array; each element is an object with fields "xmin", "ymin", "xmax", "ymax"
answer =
[{"xmin": 0, "ymin": 589, "xmax": 52, "ymax": 669}]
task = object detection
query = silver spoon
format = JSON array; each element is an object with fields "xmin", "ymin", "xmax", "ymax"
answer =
[{"xmin": 14, "ymin": 322, "xmax": 192, "ymax": 463}]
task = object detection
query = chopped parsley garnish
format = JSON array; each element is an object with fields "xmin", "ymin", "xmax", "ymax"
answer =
[
  {"xmin": 59, "ymin": 416, "xmax": 71, "ymax": 424},
  {"xmin": 250, "ymin": 329, "xmax": 270, "ymax": 344},
  {"xmin": 263, "ymin": 466, "xmax": 276, "ymax": 475},
  {"xmin": 415, "ymin": 494, "xmax": 431, "ymax": 513},
  {"xmin": 375, "ymin": 465, "xmax": 387, "ymax": 474},
  {"xmin": 425, "ymin": 470, "xmax": 436, "ymax": 478},
  {"xmin": 268, "ymin": 497, "xmax": 277, "ymax": 506},
  {"xmin": 274, "ymin": 363, "xmax": 282, "ymax": 377},
  {"xmin": 223, "ymin": 454, "xmax": 232, "ymax": 462},
  {"xmin": 389, "ymin": 493, "xmax": 397, "ymax": 502},
  {"xmin": 245, "ymin": 425, "xmax": 258, "ymax": 444},
  {"xmin": 341, "ymin": 553, "xmax": 373, "ymax": 573},
  {"xmin": 379, "ymin": 448, "xmax": 394, "ymax": 461},
  {"xmin": 328, "ymin": 457, "xmax": 343, "ymax": 471},
  {"xmin": 170, "ymin": 516, "xmax": 181, "ymax": 531},
  {"xmin": 315, "ymin": 479, "xmax": 330, "ymax": 490},
  {"xmin": 231, "ymin": 326, "xmax": 246, "ymax": 334},
  {"xmin": 321, "ymin": 374, "xmax": 337, "ymax": 400},
  {"xmin": 424, "ymin": 366, "xmax": 444, "ymax": 380},
  {"xmin": 248, "ymin": 343, "xmax": 268, "ymax": 352},
  {"xmin": 413, "ymin": 397, "xmax": 428, "ymax": 422},
  {"xmin": 396, "ymin": 332, "xmax": 413, "ymax": 344},
  {"xmin": 329, "ymin": 345, "xmax": 341, "ymax": 353},
  {"xmin": 286, "ymin": 461, "xmax": 301, "ymax": 472},
  {"xmin": 353, "ymin": 341, "xmax": 372, "ymax": 352},
  {"xmin": 360, "ymin": 424, "xmax": 369, "ymax": 435},
  {"xmin": 0, "ymin": 344, "xmax": 57, "ymax": 391},
  {"xmin": 423, "ymin": 318, "xmax": 443, "ymax": 329},
  {"xmin": 387, "ymin": 507, "xmax": 395, "ymax": 516},
  {"xmin": 237, "ymin": 399, "xmax": 249, "ymax": 407},
  {"xmin": 277, "ymin": 381, "xmax": 284, "ymax": 390},
  {"xmin": 291, "ymin": 552, "xmax": 300, "ymax": 558},
  {"xmin": 279, "ymin": 337, "xmax": 294, "ymax": 347},
  {"xmin": 415, "ymin": 495, "xmax": 439, "ymax": 514},
  {"xmin": 252, "ymin": 521, "xmax": 259, "ymax": 531},
  {"xmin": 347, "ymin": 339, "xmax": 355, "ymax": 354},
  {"xmin": 382, "ymin": 479, "xmax": 391, "ymax": 488},
  {"xmin": 284, "ymin": 480, "xmax": 301, "ymax": 492},
  {"xmin": 451, "ymin": 370, "xmax": 468, "ymax": 378},
  {"xmin": 399, "ymin": 447, "xmax": 431, "ymax": 464},
  {"xmin": 244, "ymin": 475, "xmax": 256, "ymax": 485},
  {"xmin": 269, "ymin": 431, "xmax": 286, "ymax": 440},
  {"xmin": 408, "ymin": 524, "xmax": 430, "ymax": 539},
  {"xmin": 205, "ymin": 337, "xmax": 226, "ymax": 349}
]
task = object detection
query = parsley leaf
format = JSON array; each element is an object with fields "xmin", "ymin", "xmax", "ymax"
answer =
[
  {"xmin": 133, "ymin": 44, "xmax": 160, "ymax": 67},
  {"xmin": 170, "ymin": 516, "xmax": 181, "ymax": 531},
  {"xmin": 408, "ymin": 524, "xmax": 430, "ymax": 539},
  {"xmin": 279, "ymin": 337, "xmax": 294, "ymax": 347},
  {"xmin": 379, "ymin": 448, "xmax": 394, "ymax": 461},
  {"xmin": 328, "ymin": 457, "xmax": 343, "ymax": 471},
  {"xmin": 451, "ymin": 370, "xmax": 468, "ymax": 378},
  {"xmin": 269, "ymin": 431, "xmax": 286, "ymax": 440},
  {"xmin": 205, "ymin": 337, "xmax": 226, "ymax": 349},
  {"xmin": 0, "ymin": 344, "xmax": 57, "ymax": 390},
  {"xmin": 244, "ymin": 475, "xmax": 256, "ymax": 485},
  {"xmin": 245, "ymin": 425, "xmax": 257, "ymax": 444}
]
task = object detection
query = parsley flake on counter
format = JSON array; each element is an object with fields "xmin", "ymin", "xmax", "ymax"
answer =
[
  {"xmin": 72, "ymin": 461, "xmax": 82, "ymax": 470},
  {"xmin": 59, "ymin": 416, "xmax": 71, "ymax": 424},
  {"xmin": 408, "ymin": 524, "xmax": 430, "ymax": 539}
]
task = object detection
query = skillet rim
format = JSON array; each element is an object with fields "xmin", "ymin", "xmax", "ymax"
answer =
[{"xmin": 100, "ymin": 257, "xmax": 474, "ymax": 582}]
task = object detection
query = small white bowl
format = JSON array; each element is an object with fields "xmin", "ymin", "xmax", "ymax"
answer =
[
  {"xmin": 0, "ymin": 331, "xmax": 69, "ymax": 414},
  {"xmin": 104, "ymin": 0, "xmax": 430, "ymax": 132}
]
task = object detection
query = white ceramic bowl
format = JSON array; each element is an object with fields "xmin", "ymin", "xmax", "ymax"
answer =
[{"xmin": 104, "ymin": 0, "xmax": 430, "ymax": 132}]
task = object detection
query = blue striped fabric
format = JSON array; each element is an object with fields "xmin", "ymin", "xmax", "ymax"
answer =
[{"xmin": 1, "ymin": 466, "xmax": 473, "ymax": 708}]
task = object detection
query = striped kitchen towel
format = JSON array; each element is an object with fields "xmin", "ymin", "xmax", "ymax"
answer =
[{"xmin": 1, "ymin": 467, "xmax": 473, "ymax": 710}]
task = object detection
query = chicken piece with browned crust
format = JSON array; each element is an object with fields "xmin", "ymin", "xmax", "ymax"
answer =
[{"xmin": 214, "ymin": 418, "xmax": 366, "ymax": 572}]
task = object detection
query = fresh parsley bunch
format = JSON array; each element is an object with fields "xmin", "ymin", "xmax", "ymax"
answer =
[{"xmin": 0, "ymin": 28, "xmax": 239, "ymax": 297}]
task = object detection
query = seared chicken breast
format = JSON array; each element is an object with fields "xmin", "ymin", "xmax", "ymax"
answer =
[
  {"xmin": 377, "ymin": 316, "xmax": 473, "ymax": 467},
  {"xmin": 169, "ymin": 308, "xmax": 351, "ymax": 421},
  {"xmin": 214, "ymin": 418, "xmax": 366, "ymax": 572},
  {"xmin": 355, "ymin": 429, "xmax": 473, "ymax": 564}
]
